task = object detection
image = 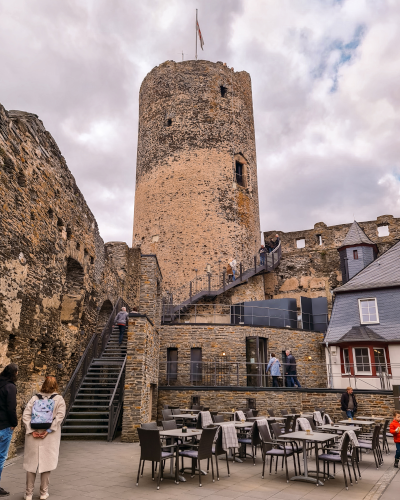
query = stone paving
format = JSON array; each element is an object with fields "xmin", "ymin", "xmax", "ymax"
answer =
[{"xmin": 0, "ymin": 439, "xmax": 398, "ymax": 500}]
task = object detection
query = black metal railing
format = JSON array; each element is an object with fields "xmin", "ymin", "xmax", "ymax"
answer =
[
  {"xmin": 159, "ymin": 361, "xmax": 400, "ymax": 390},
  {"xmin": 62, "ymin": 296, "xmax": 130, "ymax": 424},
  {"xmin": 108, "ymin": 357, "xmax": 126, "ymax": 441},
  {"xmin": 161, "ymin": 302, "xmax": 328, "ymax": 332},
  {"xmin": 163, "ymin": 242, "xmax": 282, "ymax": 307}
]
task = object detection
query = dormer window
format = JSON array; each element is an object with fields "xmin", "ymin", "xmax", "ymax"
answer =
[{"xmin": 358, "ymin": 298, "xmax": 379, "ymax": 324}]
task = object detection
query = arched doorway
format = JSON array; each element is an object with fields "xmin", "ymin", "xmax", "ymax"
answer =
[{"xmin": 97, "ymin": 299, "xmax": 113, "ymax": 331}]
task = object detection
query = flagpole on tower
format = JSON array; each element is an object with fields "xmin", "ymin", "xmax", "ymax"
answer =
[{"xmin": 195, "ymin": 9, "xmax": 198, "ymax": 60}]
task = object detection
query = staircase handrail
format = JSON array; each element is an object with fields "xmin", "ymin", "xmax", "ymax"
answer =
[
  {"xmin": 107, "ymin": 356, "xmax": 127, "ymax": 441},
  {"xmin": 62, "ymin": 296, "xmax": 129, "ymax": 423},
  {"xmin": 163, "ymin": 242, "xmax": 282, "ymax": 305}
]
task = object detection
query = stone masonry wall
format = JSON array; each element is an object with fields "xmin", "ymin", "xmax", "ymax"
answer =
[
  {"xmin": 159, "ymin": 324, "xmax": 325, "ymax": 388},
  {"xmin": 121, "ymin": 314, "xmax": 159, "ymax": 442},
  {"xmin": 157, "ymin": 389, "xmax": 395, "ymax": 424},
  {"xmin": 133, "ymin": 60, "xmax": 261, "ymax": 295},
  {"xmin": 264, "ymin": 215, "xmax": 400, "ymax": 315},
  {"xmin": 0, "ymin": 104, "xmax": 137, "ymax": 456}
]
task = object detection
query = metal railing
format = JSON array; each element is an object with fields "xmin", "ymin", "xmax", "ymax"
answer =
[
  {"xmin": 62, "ymin": 296, "xmax": 130, "ymax": 424},
  {"xmin": 163, "ymin": 243, "xmax": 282, "ymax": 305},
  {"xmin": 159, "ymin": 360, "xmax": 400, "ymax": 390},
  {"xmin": 161, "ymin": 302, "xmax": 328, "ymax": 331},
  {"xmin": 108, "ymin": 357, "xmax": 126, "ymax": 441}
]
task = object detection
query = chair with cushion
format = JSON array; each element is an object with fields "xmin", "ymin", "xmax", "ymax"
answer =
[
  {"xmin": 268, "ymin": 409, "xmax": 275, "ymax": 417},
  {"xmin": 136, "ymin": 428, "xmax": 178, "ymax": 489},
  {"xmin": 281, "ymin": 410, "xmax": 288, "ymax": 416},
  {"xmin": 258, "ymin": 423, "xmax": 296, "ymax": 482},
  {"xmin": 207, "ymin": 427, "xmax": 230, "ymax": 480},
  {"xmin": 162, "ymin": 420, "xmax": 177, "ymax": 430},
  {"xmin": 179, "ymin": 427, "xmax": 218, "ymax": 487},
  {"xmin": 192, "ymin": 404, "xmax": 203, "ymax": 411},
  {"xmin": 235, "ymin": 421, "xmax": 261, "ymax": 464},
  {"xmin": 271, "ymin": 422, "xmax": 302, "ymax": 474},
  {"xmin": 284, "ymin": 415, "xmax": 293, "ymax": 434},
  {"xmin": 246, "ymin": 409, "xmax": 254, "ymax": 419},
  {"xmin": 290, "ymin": 407, "xmax": 297, "ymax": 414},
  {"xmin": 380, "ymin": 419, "xmax": 390, "ymax": 454},
  {"xmin": 212, "ymin": 414, "xmax": 225, "ymax": 423},
  {"xmin": 141, "ymin": 422, "xmax": 158, "ymax": 429},
  {"xmin": 162, "ymin": 409, "xmax": 174, "ymax": 422},
  {"xmin": 316, "ymin": 433, "xmax": 354, "ymax": 489},
  {"xmin": 358, "ymin": 425, "xmax": 383, "ymax": 469}
]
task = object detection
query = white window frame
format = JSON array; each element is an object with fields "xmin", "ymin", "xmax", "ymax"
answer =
[
  {"xmin": 342, "ymin": 347, "xmax": 351, "ymax": 374},
  {"xmin": 353, "ymin": 347, "xmax": 372, "ymax": 375},
  {"xmin": 358, "ymin": 298, "xmax": 379, "ymax": 324},
  {"xmin": 296, "ymin": 238, "xmax": 305, "ymax": 249},
  {"xmin": 373, "ymin": 347, "xmax": 388, "ymax": 374}
]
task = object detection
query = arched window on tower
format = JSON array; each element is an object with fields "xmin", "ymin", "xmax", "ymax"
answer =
[{"xmin": 60, "ymin": 257, "xmax": 85, "ymax": 326}]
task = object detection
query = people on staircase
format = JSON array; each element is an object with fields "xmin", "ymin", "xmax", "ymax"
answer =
[
  {"xmin": 115, "ymin": 306, "xmax": 129, "ymax": 346},
  {"xmin": 229, "ymin": 258, "xmax": 237, "ymax": 281},
  {"xmin": 259, "ymin": 245, "xmax": 267, "ymax": 265},
  {"xmin": 22, "ymin": 376, "xmax": 66, "ymax": 500},
  {"xmin": 0, "ymin": 363, "xmax": 18, "ymax": 498}
]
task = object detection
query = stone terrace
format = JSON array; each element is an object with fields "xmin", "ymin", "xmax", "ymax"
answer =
[{"xmin": 1, "ymin": 439, "xmax": 398, "ymax": 500}]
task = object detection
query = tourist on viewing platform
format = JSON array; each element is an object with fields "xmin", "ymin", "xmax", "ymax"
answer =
[
  {"xmin": 0, "ymin": 363, "xmax": 18, "ymax": 498},
  {"xmin": 274, "ymin": 234, "xmax": 280, "ymax": 247},
  {"xmin": 259, "ymin": 245, "xmax": 267, "ymax": 265},
  {"xmin": 285, "ymin": 350, "xmax": 301, "ymax": 388},
  {"xmin": 266, "ymin": 353, "xmax": 281, "ymax": 387},
  {"xmin": 229, "ymin": 258, "xmax": 237, "ymax": 281},
  {"xmin": 341, "ymin": 387, "xmax": 357, "ymax": 419},
  {"xmin": 115, "ymin": 306, "xmax": 129, "ymax": 345},
  {"xmin": 265, "ymin": 241, "xmax": 273, "ymax": 253},
  {"xmin": 22, "ymin": 376, "xmax": 66, "ymax": 500},
  {"xmin": 389, "ymin": 410, "xmax": 400, "ymax": 468}
]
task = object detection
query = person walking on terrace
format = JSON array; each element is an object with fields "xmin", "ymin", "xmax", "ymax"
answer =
[
  {"xmin": 115, "ymin": 306, "xmax": 129, "ymax": 345},
  {"xmin": 229, "ymin": 258, "xmax": 237, "ymax": 281},
  {"xmin": 23, "ymin": 376, "xmax": 66, "ymax": 500},
  {"xmin": 341, "ymin": 387, "xmax": 357, "ymax": 419},
  {"xmin": 259, "ymin": 245, "xmax": 267, "ymax": 266},
  {"xmin": 285, "ymin": 350, "xmax": 301, "ymax": 388},
  {"xmin": 266, "ymin": 353, "xmax": 281, "ymax": 388},
  {"xmin": 389, "ymin": 410, "xmax": 400, "ymax": 468},
  {"xmin": 0, "ymin": 363, "xmax": 18, "ymax": 498}
]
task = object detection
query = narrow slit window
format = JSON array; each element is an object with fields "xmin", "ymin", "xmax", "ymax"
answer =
[
  {"xmin": 343, "ymin": 348, "xmax": 351, "ymax": 374},
  {"xmin": 166, "ymin": 118, "xmax": 172, "ymax": 127},
  {"xmin": 353, "ymin": 250, "xmax": 358, "ymax": 260},
  {"xmin": 220, "ymin": 85, "xmax": 227, "ymax": 98},
  {"xmin": 235, "ymin": 161, "xmax": 244, "ymax": 186},
  {"xmin": 316, "ymin": 234, "xmax": 322, "ymax": 245}
]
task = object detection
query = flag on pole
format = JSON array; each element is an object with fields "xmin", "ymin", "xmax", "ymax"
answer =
[{"xmin": 197, "ymin": 20, "xmax": 204, "ymax": 50}]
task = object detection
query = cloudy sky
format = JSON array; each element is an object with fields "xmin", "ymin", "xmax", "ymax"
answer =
[{"xmin": 1, "ymin": 0, "xmax": 400, "ymax": 243}]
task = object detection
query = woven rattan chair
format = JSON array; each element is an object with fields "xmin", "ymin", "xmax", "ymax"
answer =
[
  {"xmin": 162, "ymin": 409, "xmax": 174, "ymax": 421},
  {"xmin": 259, "ymin": 423, "xmax": 296, "ymax": 482},
  {"xmin": 235, "ymin": 421, "xmax": 261, "ymax": 464},
  {"xmin": 212, "ymin": 414, "xmax": 225, "ymax": 423},
  {"xmin": 179, "ymin": 427, "xmax": 218, "ymax": 487},
  {"xmin": 316, "ymin": 433, "xmax": 354, "ymax": 489},
  {"xmin": 206, "ymin": 427, "xmax": 230, "ymax": 480},
  {"xmin": 358, "ymin": 425, "xmax": 383, "ymax": 469},
  {"xmin": 136, "ymin": 428, "xmax": 177, "ymax": 489},
  {"xmin": 271, "ymin": 422, "xmax": 302, "ymax": 474}
]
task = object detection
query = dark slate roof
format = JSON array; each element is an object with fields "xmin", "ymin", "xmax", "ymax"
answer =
[
  {"xmin": 339, "ymin": 221, "xmax": 375, "ymax": 248},
  {"xmin": 337, "ymin": 326, "xmax": 386, "ymax": 343},
  {"xmin": 334, "ymin": 239, "xmax": 400, "ymax": 293}
]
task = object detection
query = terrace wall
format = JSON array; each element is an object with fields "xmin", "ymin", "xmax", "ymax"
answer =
[{"xmin": 157, "ymin": 388, "xmax": 395, "ymax": 423}]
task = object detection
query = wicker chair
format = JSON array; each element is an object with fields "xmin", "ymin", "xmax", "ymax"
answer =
[{"xmin": 258, "ymin": 423, "xmax": 296, "ymax": 482}]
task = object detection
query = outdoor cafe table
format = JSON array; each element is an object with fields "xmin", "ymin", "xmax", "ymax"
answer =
[
  {"xmin": 356, "ymin": 416, "xmax": 386, "ymax": 420},
  {"xmin": 280, "ymin": 431, "xmax": 338, "ymax": 486},
  {"xmin": 171, "ymin": 414, "xmax": 198, "ymax": 426},
  {"xmin": 248, "ymin": 416, "xmax": 285, "ymax": 422},
  {"xmin": 318, "ymin": 424, "xmax": 361, "ymax": 432},
  {"xmin": 179, "ymin": 409, "xmax": 201, "ymax": 414},
  {"xmin": 159, "ymin": 428, "xmax": 203, "ymax": 482},
  {"xmin": 338, "ymin": 419, "xmax": 375, "ymax": 426}
]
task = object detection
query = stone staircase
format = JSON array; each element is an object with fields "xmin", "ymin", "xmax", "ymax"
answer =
[{"xmin": 61, "ymin": 326, "xmax": 126, "ymax": 439}]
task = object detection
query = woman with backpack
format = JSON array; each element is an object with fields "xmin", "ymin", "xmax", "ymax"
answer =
[{"xmin": 22, "ymin": 376, "xmax": 65, "ymax": 500}]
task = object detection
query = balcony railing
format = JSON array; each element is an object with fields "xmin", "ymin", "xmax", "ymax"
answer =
[
  {"xmin": 159, "ymin": 361, "xmax": 400, "ymax": 390},
  {"xmin": 161, "ymin": 302, "xmax": 328, "ymax": 332}
]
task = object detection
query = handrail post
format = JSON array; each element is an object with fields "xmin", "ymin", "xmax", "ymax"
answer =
[
  {"xmin": 272, "ymin": 251, "xmax": 275, "ymax": 268},
  {"xmin": 223, "ymin": 271, "xmax": 226, "ymax": 291},
  {"xmin": 214, "ymin": 360, "xmax": 217, "ymax": 386},
  {"xmin": 189, "ymin": 282, "xmax": 192, "ymax": 303},
  {"xmin": 240, "ymin": 263, "xmax": 243, "ymax": 281},
  {"xmin": 208, "ymin": 273, "xmax": 211, "ymax": 293},
  {"xmin": 254, "ymin": 255, "xmax": 257, "ymax": 273}
]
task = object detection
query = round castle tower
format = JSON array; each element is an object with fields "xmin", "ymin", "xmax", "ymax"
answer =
[{"xmin": 133, "ymin": 60, "xmax": 261, "ymax": 292}]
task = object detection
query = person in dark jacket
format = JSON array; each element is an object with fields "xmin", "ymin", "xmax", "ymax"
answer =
[
  {"xmin": 285, "ymin": 350, "xmax": 301, "ymax": 388},
  {"xmin": 259, "ymin": 245, "xmax": 267, "ymax": 265},
  {"xmin": 341, "ymin": 387, "xmax": 357, "ymax": 419},
  {"xmin": 0, "ymin": 363, "xmax": 18, "ymax": 497},
  {"xmin": 114, "ymin": 306, "xmax": 129, "ymax": 345}
]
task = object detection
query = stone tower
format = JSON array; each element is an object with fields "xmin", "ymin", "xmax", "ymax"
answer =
[
  {"xmin": 338, "ymin": 221, "xmax": 378, "ymax": 284},
  {"xmin": 132, "ymin": 60, "xmax": 261, "ymax": 292}
]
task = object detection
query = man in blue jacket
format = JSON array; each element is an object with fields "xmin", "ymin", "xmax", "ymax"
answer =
[
  {"xmin": 0, "ymin": 363, "xmax": 18, "ymax": 497},
  {"xmin": 266, "ymin": 353, "xmax": 281, "ymax": 387}
]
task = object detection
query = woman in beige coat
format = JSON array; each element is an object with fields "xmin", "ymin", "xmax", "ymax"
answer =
[{"xmin": 22, "ymin": 376, "xmax": 66, "ymax": 500}]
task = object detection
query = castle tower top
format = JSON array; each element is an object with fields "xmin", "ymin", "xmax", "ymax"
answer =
[{"xmin": 133, "ymin": 60, "xmax": 261, "ymax": 292}]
